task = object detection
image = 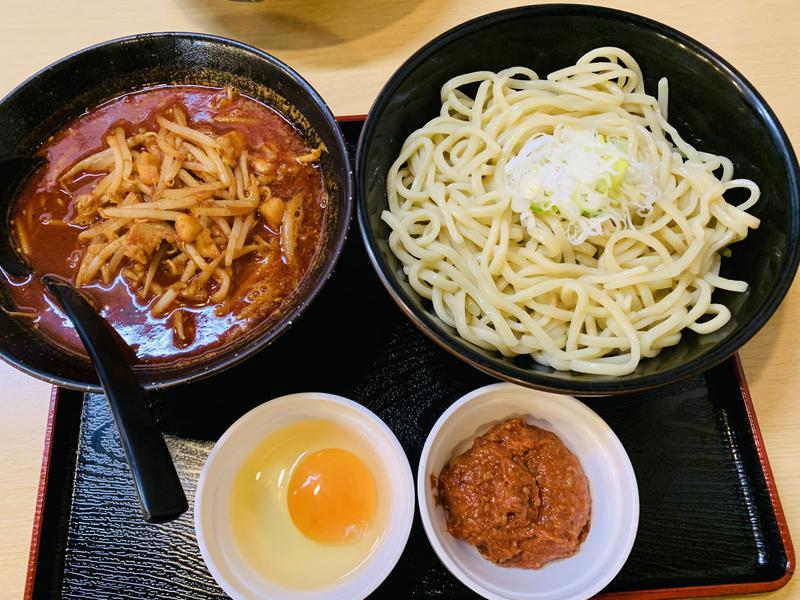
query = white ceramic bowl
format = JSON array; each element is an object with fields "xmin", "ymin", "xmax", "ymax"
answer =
[
  {"xmin": 195, "ymin": 392, "xmax": 415, "ymax": 600},
  {"xmin": 418, "ymin": 383, "xmax": 639, "ymax": 600}
]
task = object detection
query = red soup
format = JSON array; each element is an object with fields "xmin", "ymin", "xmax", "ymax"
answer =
[{"xmin": 7, "ymin": 85, "xmax": 327, "ymax": 364}]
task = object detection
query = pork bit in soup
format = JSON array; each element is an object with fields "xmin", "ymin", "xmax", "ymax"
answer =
[{"xmin": 7, "ymin": 85, "xmax": 327, "ymax": 364}]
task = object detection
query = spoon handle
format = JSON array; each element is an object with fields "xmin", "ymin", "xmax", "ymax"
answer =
[{"xmin": 43, "ymin": 276, "xmax": 188, "ymax": 523}]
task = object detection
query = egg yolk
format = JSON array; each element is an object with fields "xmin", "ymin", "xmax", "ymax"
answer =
[{"xmin": 287, "ymin": 448, "xmax": 376, "ymax": 544}]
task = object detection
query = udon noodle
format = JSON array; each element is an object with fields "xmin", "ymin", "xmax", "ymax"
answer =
[{"xmin": 383, "ymin": 47, "xmax": 760, "ymax": 376}]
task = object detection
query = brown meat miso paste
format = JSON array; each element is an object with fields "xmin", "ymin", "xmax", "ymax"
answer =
[{"xmin": 437, "ymin": 418, "xmax": 591, "ymax": 568}]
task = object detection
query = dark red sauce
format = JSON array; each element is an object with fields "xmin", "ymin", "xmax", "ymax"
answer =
[{"xmin": 7, "ymin": 85, "xmax": 326, "ymax": 365}]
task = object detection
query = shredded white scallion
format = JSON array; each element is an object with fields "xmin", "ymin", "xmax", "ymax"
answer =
[{"xmin": 504, "ymin": 126, "xmax": 661, "ymax": 243}]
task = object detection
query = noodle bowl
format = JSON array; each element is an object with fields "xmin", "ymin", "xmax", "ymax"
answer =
[
  {"xmin": 0, "ymin": 32, "xmax": 353, "ymax": 391},
  {"xmin": 383, "ymin": 48, "xmax": 760, "ymax": 376}
]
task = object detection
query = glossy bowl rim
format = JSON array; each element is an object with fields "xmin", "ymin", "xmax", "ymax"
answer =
[
  {"xmin": 0, "ymin": 31, "xmax": 354, "ymax": 392},
  {"xmin": 194, "ymin": 391, "xmax": 416, "ymax": 600},
  {"xmin": 416, "ymin": 382, "xmax": 639, "ymax": 599},
  {"xmin": 355, "ymin": 3, "xmax": 800, "ymax": 395}
]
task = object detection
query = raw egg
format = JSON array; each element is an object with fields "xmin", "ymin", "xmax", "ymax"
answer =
[{"xmin": 229, "ymin": 419, "xmax": 385, "ymax": 589}]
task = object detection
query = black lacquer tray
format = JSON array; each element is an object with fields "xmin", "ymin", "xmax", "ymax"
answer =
[{"xmin": 24, "ymin": 120, "xmax": 794, "ymax": 600}]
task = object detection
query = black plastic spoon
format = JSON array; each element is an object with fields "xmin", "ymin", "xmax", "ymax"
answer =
[{"xmin": 2, "ymin": 156, "xmax": 187, "ymax": 523}]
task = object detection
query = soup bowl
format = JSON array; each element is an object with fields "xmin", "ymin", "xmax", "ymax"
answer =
[
  {"xmin": 356, "ymin": 4, "xmax": 800, "ymax": 395},
  {"xmin": 0, "ymin": 32, "xmax": 352, "ymax": 391}
]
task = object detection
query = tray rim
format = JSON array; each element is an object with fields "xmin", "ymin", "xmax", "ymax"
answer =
[
  {"xmin": 22, "ymin": 354, "xmax": 794, "ymax": 600},
  {"xmin": 24, "ymin": 384, "xmax": 59, "ymax": 600}
]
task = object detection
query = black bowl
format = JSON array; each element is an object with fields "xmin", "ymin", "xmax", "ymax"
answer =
[
  {"xmin": 0, "ymin": 32, "xmax": 352, "ymax": 391},
  {"xmin": 356, "ymin": 5, "xmax": 800, "ymax": 395}
]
